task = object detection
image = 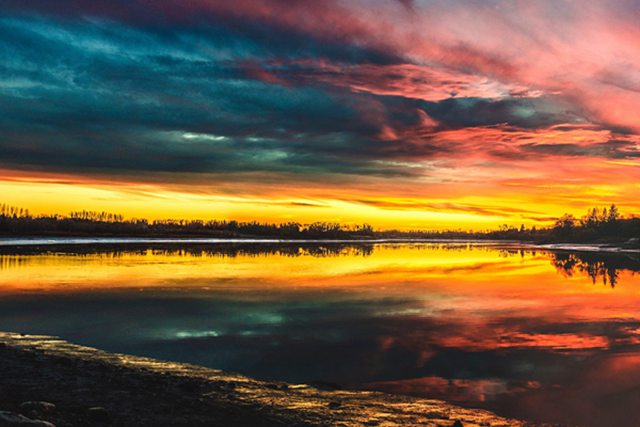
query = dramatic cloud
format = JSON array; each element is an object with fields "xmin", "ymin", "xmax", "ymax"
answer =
[{"xmin": 1, "ymin": 0, "xmax": 639, "ymax": 226}]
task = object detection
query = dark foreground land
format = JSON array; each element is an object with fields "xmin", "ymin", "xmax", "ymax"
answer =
[{"xmin": 0, "ymin": 333, "xmax": 556, "ymax": 427}]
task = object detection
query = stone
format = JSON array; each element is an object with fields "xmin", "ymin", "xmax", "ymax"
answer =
[
  {"xmin": 0, "ymin": 411, "xmax": 55, "ymax": 426},
  {"xmin": 19, "ymin": 402, "xmax": 56, "ymax": 416},
  {"xmin": 452, "ymin": 421, "xmax": 463, "ymax": 427},
  {"xmin": 327, "ymin": 401, "xmax": 341, "ymax": 409}
]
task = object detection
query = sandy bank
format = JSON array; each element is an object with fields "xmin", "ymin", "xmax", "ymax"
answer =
[{"xmin": 0, "ymin": 332, "xmax": 558, "ymax": 426}]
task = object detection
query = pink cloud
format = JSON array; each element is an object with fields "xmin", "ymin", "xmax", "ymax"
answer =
[{"xmin": 217, "ymin": 1, "xmax": 640, "ymax": 132}]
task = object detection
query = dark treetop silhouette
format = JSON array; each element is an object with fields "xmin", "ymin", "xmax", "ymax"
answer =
[{"xmin": 0, "ymin": 203, "xmax": 638, "ymax": 245}]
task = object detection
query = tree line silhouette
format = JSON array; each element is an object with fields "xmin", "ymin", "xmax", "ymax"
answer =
[
  {"xmin": 0, "ymin": 203, "xmax": 638, "ymax": 244},
  {"xmin": 0, "ymin": 204, "xmax": 375, "ymax": 239}
]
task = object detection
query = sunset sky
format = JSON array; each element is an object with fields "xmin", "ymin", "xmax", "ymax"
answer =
[{"xmin": 1, "ymin": 0, "xmax": 640, "ymax": 230}]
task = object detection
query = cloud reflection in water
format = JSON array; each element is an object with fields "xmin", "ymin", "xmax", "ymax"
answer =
[{"xmin": 0, "ymin": 243, "xmax": 639, "ymax": 426}]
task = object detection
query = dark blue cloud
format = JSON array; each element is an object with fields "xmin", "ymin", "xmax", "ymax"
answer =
[{"xmin": 0, "ymin": 7, "xmax": 603, "ymax": 180}]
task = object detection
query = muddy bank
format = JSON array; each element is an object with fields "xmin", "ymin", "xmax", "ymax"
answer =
[{"xmin": 0, "ymin": 332, "xmax": 559, "ymax": 427}]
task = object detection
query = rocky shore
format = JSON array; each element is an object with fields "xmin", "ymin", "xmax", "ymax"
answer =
[{"xmin": 0, "ymin": 332, "xmax": 558, "ymax": 427}]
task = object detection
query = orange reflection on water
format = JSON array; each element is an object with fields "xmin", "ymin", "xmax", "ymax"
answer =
[
  {"xmin": 1, "ymin": 243, "xmax": 640, "ymax": 426},
  {"xmin": 0, "ymin": 244, "xmax": 639, "ymax": 314},
  {"xmin": 1, "ymin": 244, "xmax": 639, "ymax": 352},
  {"xmin": 0, "ymin": 244, "xmax": 545, "ymax": 292}
]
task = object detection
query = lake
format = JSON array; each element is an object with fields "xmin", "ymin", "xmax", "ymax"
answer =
[{"xmin": 1, "ymin": 240, "xmax": 639, "ymax": 427}]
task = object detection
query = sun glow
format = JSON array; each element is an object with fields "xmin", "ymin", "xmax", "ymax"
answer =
[{"xmin": 1, "ymin": 169, "xmax": 637, "ymax": 231}]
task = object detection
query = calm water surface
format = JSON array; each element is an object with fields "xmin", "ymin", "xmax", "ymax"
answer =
[{"xmin": 1, "ymin": 242, "xmax": 639, "ymax": 427}]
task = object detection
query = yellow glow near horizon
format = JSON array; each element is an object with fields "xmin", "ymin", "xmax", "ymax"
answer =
[
  {"xmin": 1, "ymin": 166, "xmax": 638, "ymax": 231},
  {"xmin": 0, "ymin": 180, "xmax": 501, "ymax": 230}
]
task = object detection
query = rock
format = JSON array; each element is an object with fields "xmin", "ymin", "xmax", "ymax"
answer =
[
  {"xmin": 18, "ymin": 402, "xmax": 56, "ymax": 417},
  {"xmin": 87, "ymin": 407, "xmax": 109, "ymax": 423},
  {"xmin": 624, "ymin": 237, "xmax": 640, "ymax": 248},
  {"xmin": 309, "ymin": 381, "xmax": 342, "ymax": 391},
  {"xmin": 327, "ymin": 401, "xmax": 341, "ymax": 409},
  {"xmin": 452, "ymin": 421, "xmax": 463, "ymax": 427},
  {"xmin": 0, "ymin": 411, "xmax": 55, "ymax": 426}
]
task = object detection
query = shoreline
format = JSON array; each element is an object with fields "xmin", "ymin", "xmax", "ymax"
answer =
[
  {"xmin": 0, "ymin": 236, "xmax": 515, "ymax": 246},
  {"xmin": 0, "ymin": 236, "xmax": 637, "ymax": 255},
  {"xmin": 0, "ymin": 332, "xmax": 553, "ymax": 427}
]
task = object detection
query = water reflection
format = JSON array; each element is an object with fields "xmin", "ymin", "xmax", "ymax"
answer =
[
  {"xmin": 0, "ymin": 243, "xmax": 639, "ymax": 427},
  {"xmin": 551, "ymin": 251, "xmax": 640, "ymax": 287},
  {"xmin": 0, "ymin": 242, "xmax": 376, "ymax": 259}
]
